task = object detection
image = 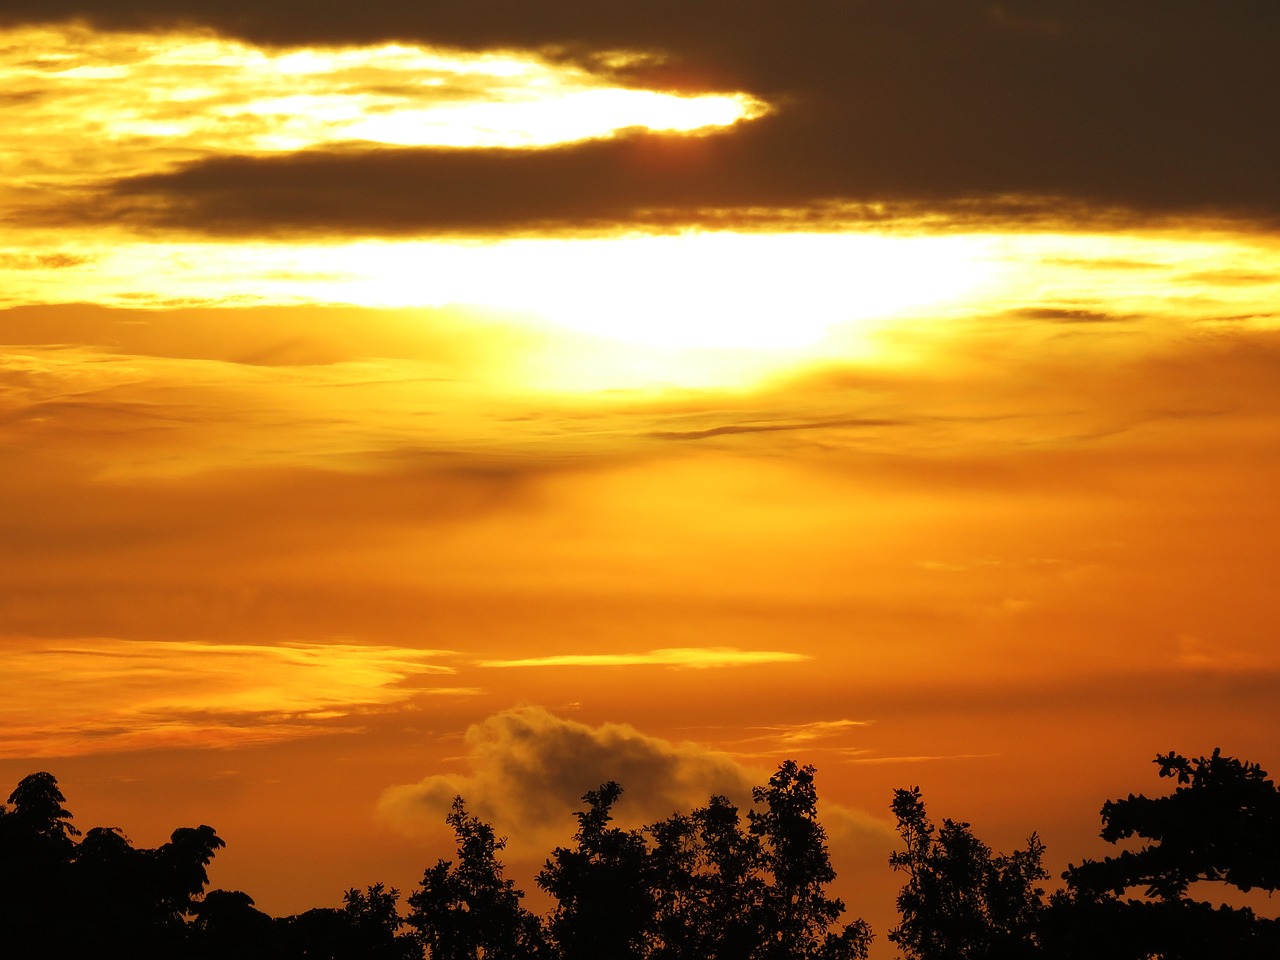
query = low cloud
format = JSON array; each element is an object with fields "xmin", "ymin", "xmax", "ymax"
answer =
[{"xmin": 379, "ymin": 706, "xmax": 893, "ymax": 858}]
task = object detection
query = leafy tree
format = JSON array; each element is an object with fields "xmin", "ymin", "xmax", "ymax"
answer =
[
  {"xmin": 644, "ymin": 809, "xmax": 705, "ymax": 960},
  {"xmin": 694, "ymin": 795, "xmax": 770, "ymax": 960},
  {"xmin": 888, "ymin": 786, "xmax": 1046, "ymax": 960},
  {"xmin": 0, "ymin": 772, "xmax": 228, "ymax": 958},
  {"xmin": 409, "ymin": 797, "xmax": 542, "ymax": 960},
  {"xmin": 71, "ymin": 826, "xmax": 167, "ymax": 951},
  {"xmin": 645, "ymin": 794, "xmax": 767, "ymax": 960},
  {"xmin": 5, "ymin": 771, "xmax": 80, "ymax": 844},
  {"xmin": 277, "ymin": 886, "xmax": 418, "ymax": 960},
  {"xmin": 1065, "ymin": 749, "xmax": 1280, "ymax": 899},
  {"xmin": 538, "ymin": 782, "xmax": 651, "ymax": 960},
  {"xmin": 749, "ymin": 761, "xmax": 872, "ymax": 960},
  {"xmin": 155, "ymin": 824, "xmax": 227, "ymax": 921},
  {"xmin": 344, "ymin": 883, "xmax": 421, "ymax": 960},
  {"xmin": 1046, "ymin": 748, "xmax": 1280, "ymax": 959},
  {"xmin": 192, "ymin": 889, "xmax": 277, "ymax": 959},
  {"xmin": 0, "ymin": 772, "xmax": 82, "ymax": 953},
  {"xmin": 0, "ymin": 763, "xmax": 875, "ymax": 960}
]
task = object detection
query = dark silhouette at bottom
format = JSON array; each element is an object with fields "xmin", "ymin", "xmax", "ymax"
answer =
[{"xmin": 1, "ymin": 749, "xmax": 1275, "ymax": 958}]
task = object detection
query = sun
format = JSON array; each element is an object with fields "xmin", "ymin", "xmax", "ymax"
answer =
[{"xmin": 324, "ymin": 231, "xmax": 1001, "ymax": 350}]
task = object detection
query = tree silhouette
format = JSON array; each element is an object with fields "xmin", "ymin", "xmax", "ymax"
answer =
[
  {"xmin": 644, "ymin": 807, "xmax": 704, "ymax": 960},
  {"xmin": 0, "ymin": 772, "xmax": 228, "ymax": 958},
  {"xmin": 5, "ymin": 772, "xmax": 80, "ymax": 844},
  {"xmin": 693, "ymin": 795, "xmax": 771, "ymax": 960},
  {"xmin": 645, "ymin": 794, "xmax": 767, "ymax": 960},
  {"xmin": 72, "ymin": 825, "xmax": 170, "ymax": 952},
  {"xmin": 538, "ymin": 781, "xmax": 652, "ymax": 960},
  {"xmin": 348, "ymin": 883, "xmax": 421, "ymax": 958},
  {"xmin": 749, "ymin": 761, "xmax": 872, "ymax": 960},
  {"xmin": 0, "ymin": 772, "xmax": 80, "ymax": 953},
  {"xmin": 192, "ymin": 889, "xmax": 277, "ymax": 959},
  {"xmin": 155, "ymin": 825, "xmax": 227, "ymax": 921},
  {"xmin": 276, "ymin": 885, "xmax": 418, "ymax": 960},
  {"xmin": 1066, "ymin": 749, "xmax": 1280, "ymax": 899},
  {"xmin": 1045, "ymin": 748, "xmax": 1280, "ymax": 959},
  {"xmin": 888, "ymin": 786, "xmax": 1046, "ymax": 960},
  {"xmin": 408, "ymin": 798, "xmax": 542, "ymax": 960}
]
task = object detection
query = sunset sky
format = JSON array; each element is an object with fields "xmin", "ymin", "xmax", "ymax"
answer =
[{"xmin": 3, "ymin": 1, "xmax": 1279, "ymax": 949}]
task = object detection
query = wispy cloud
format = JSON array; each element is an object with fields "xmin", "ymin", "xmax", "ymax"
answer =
[
  {"xmin": 838, "ymin": 751, "xmax": 1000, "ymax": 765},
  {"xmin": 1177, "ymin": 634, "xmax": 1277, "ymax": 673},
  {"xmin": 648, "ymin": 418, "xmax": 902, "ymax": 442},
  {"xmin": 476, "ymin": 647, "xmax": 811, "ymax": 669},
  {"xmin": 749, "ymin": 720, "xmax": 873, "ymax": 745},
  {"xmin": 0, "ymin": 636, "xmax": 469, "ymax": 757}
]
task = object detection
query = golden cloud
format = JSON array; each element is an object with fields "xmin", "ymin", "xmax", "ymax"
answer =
[
  {"xmin": 0, "ymin": 22, "xmax": 764, "ymax": 241},
  {"xmin": 0, "ymin": 636, "xmax": 469, "ymax": 758}
]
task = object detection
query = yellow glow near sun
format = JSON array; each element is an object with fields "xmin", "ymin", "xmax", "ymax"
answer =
[
  {"xmin": 7, "ymin": 226, "xmax": 1280, "ymax": 394},
  {"xmin": 6, "ymin": 24, "xmax": 1280, "ymax": 395},
  {"xmin": 323, "ymin": 231, "xmax": 1001, "ymax": 349},
  {"xmin": 345, "ymin": 88, "xmax": 755, "ymax": 148},
  {"xmin": 2, "ymin": 230, "xmax": 998, "ymax": 348}
]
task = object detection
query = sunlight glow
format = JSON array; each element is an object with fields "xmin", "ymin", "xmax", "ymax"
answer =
[
  {"xmin": 3, "ymin": 231, "xmax": 994, "ymax": 345},
  {"xmin": 6, "ymin": 227, "xmax": 1280, "ymax": 392}
]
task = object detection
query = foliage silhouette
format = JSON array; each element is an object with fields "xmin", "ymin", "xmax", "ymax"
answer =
[
  {"xmin": 3, "ymin": 749, "xmax": 1274, "ymax": 960},
  {"xmin": 277, "ymin": 884, "xmax": 419, "ymax": 960},
  {"xmin": 1065, "ymin": 748, "xmax": 1280, "ymax": 899},
  {"xmin": 0, "ymin": 772, "xmax": 225, "ymax": 959},
  {"xmin": 536, "ymin": 765, "xmax": 870, "ymax": 960},
  {"xmin": 192, "ymin": 889, "xmax": 276, "ymax": 959},
  {"xmin": 538, "ymin": 781, "xmax": 653, "ymax": 960},
  {"xmin": 645, "ymin": 794, "xmax": 768, "ymax": 960},
  {"xmin": 343, "ymin": 883, "xmax": 423, "ymax": 959},
  {"xmin": 6, "ymin": 771, "xmax": 80, "ymax": 843},
  {"xmin": 749, "ymin": 761, "xmax": 872, "ymax": 960},
  {"xmin": 1044, "ymin": 748, "xmax": 1280, "ymax": 959},
  {"xmin": 888, "ymin": 786, "xmax": 1047, "ymax": 960},
  {"xmin": 408, "ymin": 797, "xmax": 543, "ymax": 960}
]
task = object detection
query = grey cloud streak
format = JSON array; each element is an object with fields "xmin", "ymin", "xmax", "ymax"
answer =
[
  {"xmin": 8, "ymin": 1, "xmax": 1280, "ymax": 230},
  {"xmin": 648, "ymin": 417, "xmax": 905, "ymax": 442}
]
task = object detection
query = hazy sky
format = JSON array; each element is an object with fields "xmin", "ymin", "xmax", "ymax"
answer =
[{"xmin": 2, "ymin": 2, "xmax": 1279, "ymax": 949}]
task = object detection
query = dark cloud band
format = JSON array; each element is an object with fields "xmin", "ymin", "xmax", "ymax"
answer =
[{"xmin": 7, "ymin": 1, "xmax": 1280, "ymax": 228}]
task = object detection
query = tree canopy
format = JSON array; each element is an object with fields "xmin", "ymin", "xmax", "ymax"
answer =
[
  {"xmin": 1044, "ymin": 748, "xmax": 1280, "ymax": 960},
  {"xmin": 1, "ymin": 749, "xmax": 1275, "ymax": 960},
  {"xmin": 889, "ymin": 786, "xmax": 1046, "ymax": 960}
]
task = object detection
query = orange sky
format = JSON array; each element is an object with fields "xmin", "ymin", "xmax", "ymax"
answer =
[{"xmin": 3, "ymin": 7, "xmax": 1280, "ymax": 953}]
